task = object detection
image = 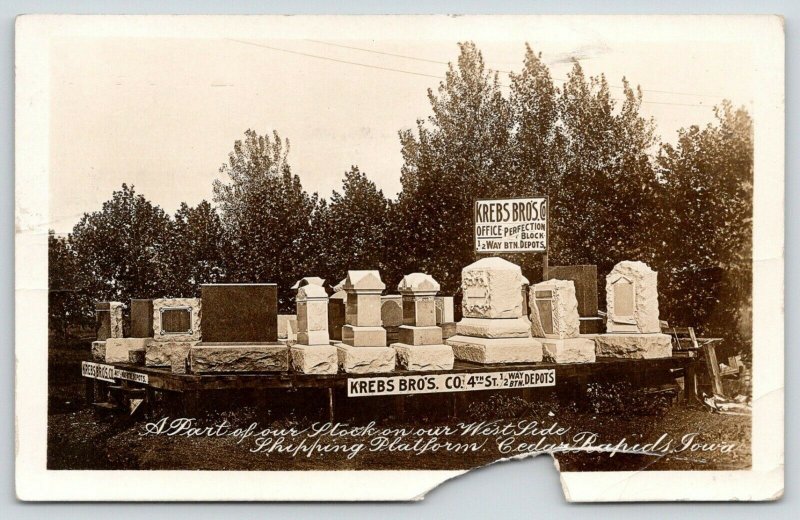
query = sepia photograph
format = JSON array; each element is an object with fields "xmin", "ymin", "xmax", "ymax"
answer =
[{"xmin": 15, "ymin": 14, "xmax": 784, "ymax": 501}]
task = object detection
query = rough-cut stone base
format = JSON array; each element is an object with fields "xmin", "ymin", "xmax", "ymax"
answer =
[
  {"xmin": 456, "ymin": 317, "xmax": 532, "ymax": 338},
  {"xmin": 397, "ymin": 325, "xmax": 442, "ymax": 346},
  {"xmin": 447, "ymin": 335, "xmax": 543, "ymax": 364},
  {"xmin": 297, "ymin": 330, "xmax": 330, "ymax": 346},
  {"xmin": 594, "ymin": 333, "xmax": 672, "ymax": 359},
  {"xmin": 542, "ymin": 338, "xmax": 596, "ymax": 364},
  {"xmin": 336, "ymin": 344, "xmax": 395, "ymax": 374},
  {"xmin": 189, "ymin": 343, "xmax": 289, "ymax": 373},
  {"xmin": 291, "ymin": 345, "xmax": 338, "ymax": 374},
  {"xmin": 392, "ymin": 344, "xmax": 454, "ymax": 371},
  {"xmin": 146, "ymin": 341, "xmax": 196, "ymax": 367},
  {"xmin": 105, "ymin": 338, "xmax": 152, "ymax": 363},
  {"xmin": 342, "ymin": 325, "xmax": 387, "ymax": 347},
  {"xmin": 91, "ymin": 341, "xmax": 106, "ymax": 362}
]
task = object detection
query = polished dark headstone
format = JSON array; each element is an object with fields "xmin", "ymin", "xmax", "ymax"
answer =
[
  {"xmin": 130, "ymin": 299, "xmax": 154, "ymax": 338},
  {"xmin": 328, "ymin": 299, "xmax": 346, "ymax": 341},
  {"xmin": 546, "ymin": 265, "xmax": 599, "ymax": 317},
  {"xmin": 201, "ymin": 284, "xmax": 278, "ymax": 343},
  {"xmin": 95, "ymin": 302, "xmax": 111, "ymax": 341}
]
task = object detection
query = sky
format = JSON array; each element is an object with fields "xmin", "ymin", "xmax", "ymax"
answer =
[{"xmin": 48, "ymin": 19, "xmax": 755, "ymax": 233}]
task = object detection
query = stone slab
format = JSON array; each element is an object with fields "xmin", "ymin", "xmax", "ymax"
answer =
[
  {"xmin": 441, "ymin": 322, "xmax": 457, "ymax": 340},
  {"xmin": 385, "ymin": 325, "xmax": 401, "ymax": 345},
  {"xmin": 153, "ymin": 298, "xmax": 201, "ymax": 342},
  {"xmin": 346, "ymin": 293, "xmax": 382, "ymax": 327},
  {"xmin": 130, "ymin": 299, "xmax": 154, "ymax": 338},
  {"xmin": 298, "ymin": 330, "xmax": 330, "ymax": 345},
  {"xmin": 104, "ymin": 338, "xmax": 152, "ymax": 363},
  {"xmin": 336, "ymin": 344, "xmax": 395, "ymax": 374},
  {"xmin": 529, "ymin": 279, "xmax": 580, "ymax": 339},
  {"xmin": 145, "ymin": 340, "xmax": 196, "ymax": 367},
  {"xmin": 579, "ymin": 317, "xmax": 604, "ymax": 334},
  {"xmin": 435, "ymin": 296, "xmax": 455, "ymax": 324},
  {"xmin": 91, "ymin": 341, "xmax": 106, "ymax": 362},
  {"xmin": 201, "ymin": 284, "xmax": 278, "ymax": 342},
  {"xmin": 342, "ymin": 325, "xmax": 387, "ymax": 347},
  {"xmin": 297, "ymin": 298, "xmax": 329, "ymax": 336},
  {"xmin": 290, "ymin": 345, "xmax": 338, "ymax": 375},
  {"xmin": 392, "ymin": 343, "xmax": 454, "ymax": 371},
  {"xmin": 606, "ymin": 261, "xmax": 661, "ymax": 334},
  {"xmin": 328, "ymin": 299, "xmax": 346, "ymax": 341},
  {"xmin": 541, "ymin": 338, "xmax": 596, "ymax": 364},
  {"xmin": 381, "ymin": 295, "xmax": 403, "ymax": 327},
  {"xmin": 397, "ymin": 325, "xmax": 443, "ymax": 346},
  {"xmin": 447, "ymin": 335, "xmax": 543, "ymax": 364},
  {"xmin": 95, "ymin": 301, "xmax": 123, "ymax": 341},
  {"xmin": 455, "ymin": 316, "xmax": 532, "ymax": 338},
  {"xmin": 190, "ymin": 343, "xmax": 289, "ymax": 373},
  {"xmin": 402, "ymin": 295, "xmax": 437, "ymax": 327},
  {"xmin": 594, "ymin": 333, "xmax": 672, "ymax": 359},
  {"xmin": 546, "ymin": 265, "xmax": 599, "ymax": 317}
]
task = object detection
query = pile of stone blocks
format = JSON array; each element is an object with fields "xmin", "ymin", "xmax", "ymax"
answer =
[
  {"xmin": 291, "ymin": 283, "xmax": 338, "ymax": 374},
  {"xmin": 188, "ymin": 284, "xmax": 289, "ymax": 374},
  {"xmin": 447, "ymin": 257, "xmax": 542, "ymax": 364},
  {"xmin": 594, "ymin": 261, "xmax": 672, "ymax": 359},
  {"xmin": 337, "ymin": 270, "xmax": 395, "ymax": 373},
  {"xmin": 145, "ymin": 297, "xmax": 201, "ymax": 373},
  {"xmin": 391, "ymin": 273, "xmax": 454, "ymax": 371},
  {"xmin": 529, "ymin": 279, "xmax": 595, "ymax": 364}
]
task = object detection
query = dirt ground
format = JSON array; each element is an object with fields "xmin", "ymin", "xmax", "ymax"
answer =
[{"xmin": 48, "ymin": 341, "xmax": 751, "ymax": 472}]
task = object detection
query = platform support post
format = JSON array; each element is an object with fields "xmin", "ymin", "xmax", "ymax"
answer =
[{"xmin": 327, "ymin": 387, "xmax": 336, "ymax": 423}]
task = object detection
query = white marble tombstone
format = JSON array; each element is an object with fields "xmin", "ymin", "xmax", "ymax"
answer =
[
  {"xmin": 447, "ymin": 257, "xmax": 542, "ymax": 364},
  {"xmin": 391, "ymin": 273, "xmax": 454, "ymax": 371}
]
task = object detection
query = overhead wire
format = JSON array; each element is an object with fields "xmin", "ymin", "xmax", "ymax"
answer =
[{"xmin": 228, "ymin": 38, "xmax": 716, "ymax": 109}]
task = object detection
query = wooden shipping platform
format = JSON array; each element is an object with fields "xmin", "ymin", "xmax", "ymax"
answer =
[{"xmin": 85, "ymin": 355, "xmax": 700, "ymax": 420}]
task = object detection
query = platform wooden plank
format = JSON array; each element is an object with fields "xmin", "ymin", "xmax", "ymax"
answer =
[{"xmin": 108, "ymin": 356, "xmax": 693, "ymax": 393}]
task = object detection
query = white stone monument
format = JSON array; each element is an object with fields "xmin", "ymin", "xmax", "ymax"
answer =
[
  {"xmin": 337, "ymin": 270, "xmax": 395, "ymax": 373},
  {"xmin": 447, "ymin": 257, "xmax": 542, "ymax": 364},
  {"xmin": 391, "ymin": 273, "xmax": 454, "ymax": 371},
  {"xmin": 146, "ymin": 297, "xmax": 201, "ymax": 370},
  {"xmin": 291, "ymin": 283, "xmax": 337, "ymax": 374},
  {"xmin": 596, "ymin": 261, "xmax": 672, "ymax": 359},
  {"xmin": 529, "ymin": 279, "xmax": 595, "ymax": 364}
]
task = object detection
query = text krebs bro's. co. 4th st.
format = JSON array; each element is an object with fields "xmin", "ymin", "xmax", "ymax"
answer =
[{"xmin": 474, "ymin": 198, "xmax": 547, "ymax": 253}]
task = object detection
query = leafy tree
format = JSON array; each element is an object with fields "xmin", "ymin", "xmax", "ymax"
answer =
[
  {"xmin": 655, "ymin": 101, "xmax": 753, "ymax": 354},
  {"xmin": 213, "ymin": 129, "xmax": 319, "ymax": 310},
  {"xmin": 322, "ymin": 166, "xmax": 390, "ymax": 285},
  {"xmin": 48, "ymin": 230, "xmax": 85, "ymax": 341},
  {"xmin": 392, "ymin": 42, "xmax": 513, "ymax": 293},
  {"xmin": 555, "ymin": 62, "xmax": 659, "ymax": 275},
  {"xmin": 69, "ymin": 184, "xmax": 173, "ymax": 312},
  {"xmin": 163, "ymin": 200, "xmax": 227, "ymax": 296}
]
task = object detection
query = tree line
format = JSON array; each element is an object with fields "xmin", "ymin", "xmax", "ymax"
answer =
[{"xmin": 49, "ymin": 42, "xmax": 752, "ymax": 356}]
